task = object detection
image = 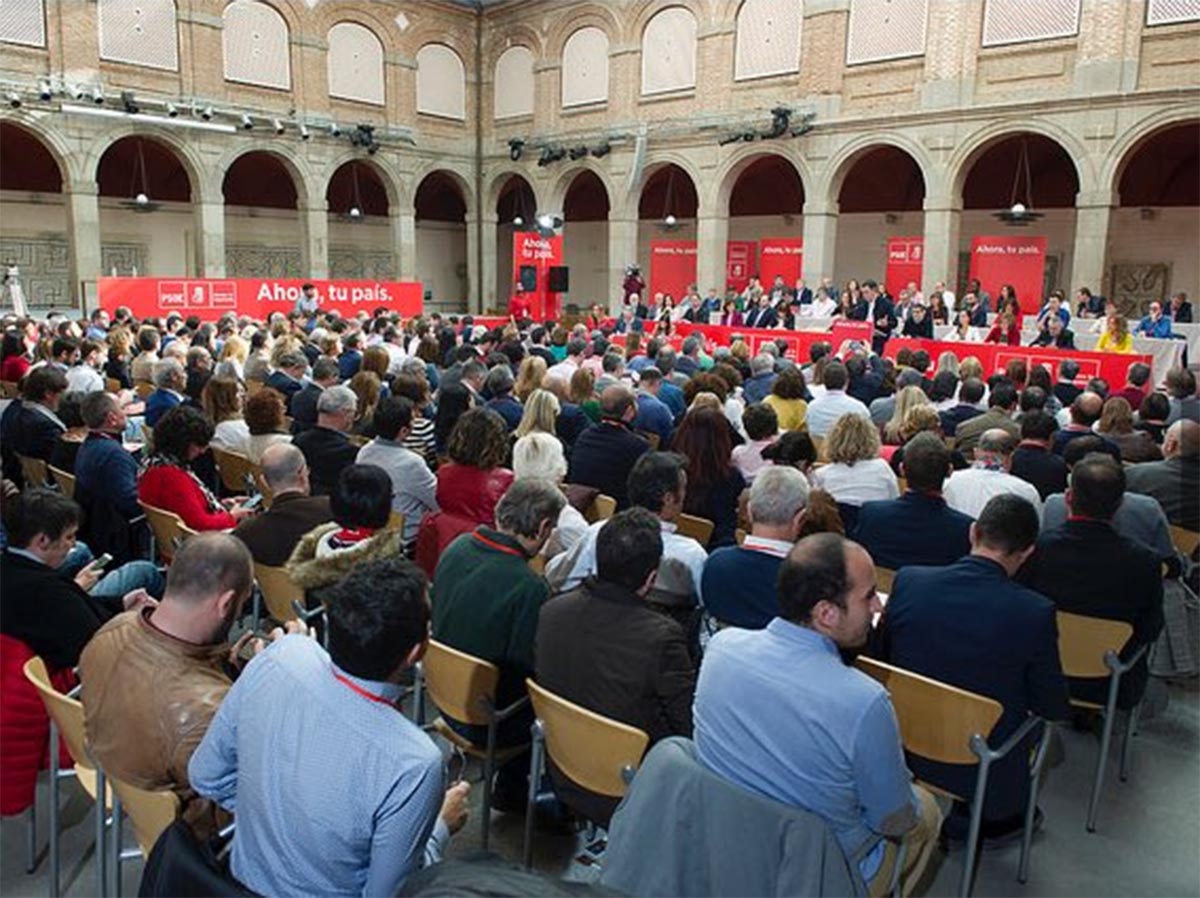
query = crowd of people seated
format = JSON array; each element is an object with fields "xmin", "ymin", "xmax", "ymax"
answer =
[{"xmin": 0, "ymin": 294, "xmax": 1197, "ymax": 897}]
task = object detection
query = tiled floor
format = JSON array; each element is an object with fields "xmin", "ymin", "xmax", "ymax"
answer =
[{"xmin": 3, "ymin": 679, "xmax": 1197, "ymax": 897}]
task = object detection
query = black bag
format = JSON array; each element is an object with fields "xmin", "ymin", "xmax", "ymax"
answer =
[{"xmin": 138, "ymin": 820, "xmax": 256, "ymax": 898}]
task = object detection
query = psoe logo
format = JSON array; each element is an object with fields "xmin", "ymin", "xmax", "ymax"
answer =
[{"xmin": 158, "ymin": 281, "xmax": 188, "ymax": 309}]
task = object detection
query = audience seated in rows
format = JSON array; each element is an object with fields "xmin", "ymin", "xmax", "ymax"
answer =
[
  {"xmin": 954, "ymin": 382, "xmax": 1019, "ymax": 454},
  {"xmin": 512, "ymin": 432, "xmax": 588, "ymax": 560},
  {"xmin": 292, "ymin": 384, "xmax": 360, "ymax": 496},
  {"xmin": 805, "ymin": 362, "xmax": 870, "ymax": 438},
  {"xmin": 231, "ymin": 443, "xmax": 332, "ymax": 567},
  {"xmin": 289, "ymin": 357, "xmax": 341, "ymax": 435},
  {"xmin": 566, "ymin": 385, "xmax": 650, "ymax": 509},
  {"xmin": 812, "ymin": 412, "xmax": 899, "ymax": 510},
  {"xmin": 1010, "ymin": 410, "xmax": 1069, "ymax": 500},
  {"xmin": 357, "ymin": 396, "xmax": 438, "ymax": 550},
  {"xmin": 1125, "ymin": 419, "xmax": 1199, "ymax": 530},
  {"xmin": 944, "ymin": 429, "xmax": 1043, "ymax": 520},
  {"xmin": 670, "ymin": 406, "xmax": 745, "ymax": 547}
]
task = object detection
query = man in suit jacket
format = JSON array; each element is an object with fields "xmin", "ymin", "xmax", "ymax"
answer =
[
  {"xmin": 875, "ymin": 494, "xmax": 1069, "ymax": 839},
  {"xmin": 8, "ymin": 367, "xmax": 68, "ymax": 471},
  {"xmin": 938, "ymin": 377, "xmax": 987, "ymax": 437},
  {"xmin": 852, "ymin": 280, "xmax": 898, "ymax": 353},
  {"xmin": 744, "ymin": 296, "xmax": 779, "ymax": 329},
  {"xmin": 566, "ymin": 387, "xmax": 650, "ymax": 509},
  {"xmin": 291, "ymin": 386, "xmax": 360, "ymax": 497},
  {"xmin": 1125, "ymin": 419, "xmax": 1199, "ymax": 529},
  {"xmin": 1010, "ymin": 411, "xmax": 1069, "ymax": 500},
  {"xmin": 854, "ymin": 433, "xmax": 973, "ymax": 571},
  {"xmin": 232, "ymin": 444, "xmax": 332, "ymax": 567},
  {"xmin": 1053, "ymin": 360, "xmax": 1083, "ymax": 408},
  {"xmin": 144, "ymin": 358, "xmax": 189, "ymax": 428},
  {"xmin": 1020, "ymin": 454, "xmax": 1163, "ymax": 709},
  {"xmin": 537, "ymin": 508, "xmax": 695, "ymax": 827},
  {"xmin": 264, "ymin": 351, "xmax": 308, "ymax": 413},
  {"xmin": 954, "ymin": 382, "xmax": 1019, "ymax": 455},
  {"xmin": 289, "ymin": 358, "xmax": 340, "ymax": 435}
]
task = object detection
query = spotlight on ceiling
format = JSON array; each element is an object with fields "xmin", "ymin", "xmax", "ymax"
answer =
[
  {"xmin": 537, "ymin": 146, "xmax": 566, "ymax": 167},
  {"xmin": 240, "ymin": 114, "xmax": 254, "ymax": 130},
  {"xmin": 199, "ymin": 105, "xmax": 214, "ymax": 121},
  {"xmin": 329, "ymin": 122, "xmax": 342, "ymax": 137},
  {"xmin": 349, "ymin": 206, "xmax": 363, "ymax": 220},
  {"xmin": 742, "ymin": 131, "xmax": 756, "ymax": 142},
  {"xmin": 38, "ymin": 79, "xmax": 52, "ymax": 101},
  {"xmin": 165, "ymin": 101, "xmax": 178, "ymax": 117},
  {"xmin": 664, "ymin": 213, "xmax": 678, "ymax": 227},
  {"xmin": 591, "ymin": 142, "xmax": 611, "ymax": 158},
  {"xmin": 5, "ymin": 91, "xmax": 20, "ymax": 109},
  {"xmin": 272, "ymin": 118, "xmax": 285, "ymax": 135},
  {"xmin": 508, "ymin": 138, "xmax": 524, "ymax": 162},
  {"xmin": 350, "ymin": 123, "xmax": 379, "ymax": 155},
  {"xmin": 790, "ymin": 111, "xmax": 816, "ymax": 138},
  {"xmin": 121, "ymin": 90, "xmax": 139, "ymax": 115},
  {"xmin": 764, "ymin": 106, "xmax": 791, "ymax": 139},
  {"xmin": 298, "ymin": 123, "xmax": 310, "ymax": 140},
  {"xmin": 513, "ymin": 215, "xmax": 524, "ymax": 227},
  {"xmin": 91, "ymin": 84, "xmax": 104, "ymax": 105},
  {"xmin": 569, "ymin": 145, "xmax": 589, "ymax": 161}
]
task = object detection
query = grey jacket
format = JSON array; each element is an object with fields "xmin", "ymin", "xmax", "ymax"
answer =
[{"xmin": 600, "ymin": 737, "xmax": 867, "ymax": 897}]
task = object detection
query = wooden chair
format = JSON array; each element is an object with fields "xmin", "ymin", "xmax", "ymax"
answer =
[
  {"xmin": 140, "ymin": 423, "xmax": 154, "ymax": 453},
  {"xmin": 48, "ymin": 465, "xmax": 76, "ymax": 499},
  {"xmin": 675, "ymin": 513, "xmax": 714, "ymax": 548},
  {"xmin": 104, "ymin": 377, "xmax": 123, "ymax": 395},
  {"xmin": 812, "ymin": 435, "xmax": 827, "ymax": 462},
  {"xmin": 1056, "ymin": 611, "xmax": 1147, "ymax": 833},
  {"xmin": 133, "ymin": 381, "xmax": 154, "ymax": 400},
  {"xmin": 1169, "ymin": 525, "xmax": 1199, "ymax": 559},
  {"xmin": 253, "ymin": 562, "xmax": 303, "ymax": 624},
  {"xmin": 584, "ymin": 493, "xmax": 617, "ymax": 524},
  {"xmin": 528, "ymin": 554, "xmax": 547, "ymax": 575},
  {"xmin": 211, "ymin": 446, "xmax": 254, "ymax": 495},
  {"xmin": 876, "ymin": 566, "xmax": 897, "ymax": 596},
  {"xmin": 24, "ymin": 657, "xmax": 111, "ymax": 898},
  {"xmin": 0, "ymin": 379, "xmax": 18, "ymax": 398},
  {"xmin": 107, "ymin": 778, "xmax": 180, "ymax": 895},
  {"xmin": 522, "ymin": 679, "xmax": 649, "ymax": 868},
  {"xmin": 139, "ymin": 501, "xmax": 195, "ymax": 564},
  {"xmin": 245, "ymin": 379, "xmax": 265, "ymax": 396},
  {"xmin": 18, "ymin": 454, "xmax": 50, "ymax": 489},
  {"xmin": 896, "ymin": 476, "xmax": 908, "ymax": 494},
  {"xmin": 414, "ymin": 640, "xmax": 530, "ymax": 852},
  {"xmin": 855, "ymin": 656, "xmax": 1050, "ymax": 896},
  {"xmin": 734, "ymin": 528, "xmax": 747, "ymax": 546}
]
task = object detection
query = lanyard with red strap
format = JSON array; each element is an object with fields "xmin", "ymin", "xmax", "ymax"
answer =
[
  {"xmin": 330, "ymin": 666, "xmax": 397, "ymax": 708},
  {"xmin": 472, "ymin": 530, "xmax": 525, "ymax": 558}
]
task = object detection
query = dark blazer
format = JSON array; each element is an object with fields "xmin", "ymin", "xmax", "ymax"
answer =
[
  {"xmin": 232, "ymin": 492, "xmax": 333, "ymax": 567},
  {"xmin": 1172, "ymin": 301, "xmax": 1193, "ymax": 324},
  {"xmin": 264, "ymin": 371, "xmax": 304, "ymax": 411},
  {"xmin": 939, "ymin": 403, "xmax": 985, "ymax": 438},
  {"xmin": 0, "ymin": 549, "xmax": 124, "ymax": 669},
  {"xmin": 1053, "ymin": 382, "xmax": 1082, "ymax": 408},
  {"xmin": 291, "ymin": 426, "xmax": 359, "ymax": 496},
  {"xmin": 566, "ymin": 421, "xmax": 650, "ymax": 510},
  {"xmin": 1010, "ymin": 443, "xmax": 1069, "ymax": 500},
  {"xmin": 1019, "ymin": 519, "xmax": 1163, "ymax": 708},
  {"xmin": 901, "ymin": 316, "xmax": 933, "ymax": 339},
  {"xmin": 853, "ymin": 492, "xmax": 973, "ymax": 571},
  {"xmin": 288, "ymin": 383, "xmax": 324, "ymax": 434},
  {"xmin": 701, "ymin": 545, "xmax": 783, "ymax": 629},
  {"xmin": 875, "ymin": 556, "xmax": 1070, "ymax": 822},
  {"xmin": 337, "ymin": 349, "xmax": 362, "ymax": 381},
  {"xmin": 1031, "ymin": 329, "xmax": 1076, "ymax": 350},
  {"xmin": 554, "ymin": 402, "xmax": 591, "ymax": 448},
  {"xmin": 744, "ymin": 306, "xmax": 778, "ymax": 329},
  {"xmin": 143, "ymin": 389, "xmax": 181, "ymax": 428},
  {"xmin": 968, "ymin": 304, "xmax": 989, "ymax": 327},
  {"xmin": 10, "ymin": 403, "xmax": 66, "ymax": 463},
  {"xmin": 536, "ymin": 577, "xmax": 695, "ymax": 826},
  {"xmin": 487, "ymin": 394, "xmax": 524, "ymax": 432},
  {"xmin": 1126, "ymin": 456, "xmax": 1200, "ymax": 530}
]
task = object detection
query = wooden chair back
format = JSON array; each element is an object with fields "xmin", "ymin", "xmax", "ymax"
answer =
[
  {"xmin": 675, "ymin": 513, "xmax": 714, "ymax": 548},
  {"xmin": 133, "ymin": 381, "xmax": 154, "ymax": 400},
  {"xmin": 139, "ymin": 501, "xmax": 190, "ymax": 562},
  {"xmin": 0, "ymin": 380, "xmax": 18, "ymax": 399},
  {"xmin": 423, "ymin": 640, "xmax": 500, "ymax": 726},
  {"xmin": 1056, "ymin": 611, "xmax": 1133, "ymax": 679},
  {"xmin": 211, "ymin": 447, "xmax": 254, "ymax": 494},
  {"xmin": 141, "ymin": 423, "xmax": 155, "ymax": 452},
  {"xmin": 252, "ymin": 467, "xmax": 273, "ymax": 508},
  {"xmin": 527, "ymin": 679, "xmax": 649, "ymax": 798},
  {"xmin": 1170, "ymin": 525, "xmax": 1199, "ymax": 558},
  {"xmin": 23, "ymin": 657, "xmax": 91, "ymax": 768},
  {"xmin": 876, "ymin": 567, "xmax": 897, "ymax": 595},
  {"xmin": 855, "ymin": 656, "xmax": 1002, "ymax": 766},
  {"xmin": 18, "ymin": 454, "xmax": 49, "ymax": 488},
  {"xmin": 245, "ymin": 380, "xmax": 265, "ymax": 396},
  {"xmin": 108, "ymin": 776, "xmax": 181, "ymax": 857},
  {"xmin": 896, "ymin": 476, "xmax": 908, "ymax": 494},
  {"xmin": 387, "ymin": 511, "xmax": 405, "ymax": 533},
  {"xmin": 735, "ymin": 528, "xmax": 747, "ymax": 546},
  {"xmin": 585, "ymin": 494, "xmax": 617, "ymax": 523},
  {"xmin": 254, "ymin": 563, "xmax": 303, "ymax": 623},
  {"xmin": 105, "ymin": 377, "xmax": 123, "ymax": 394},
  {"xmin": 48, "ymin": 465, "xmax": 76, "ymax": 499},
  {"xmin": 812, "ymin": 435, "xmax": 827, "ymax": 462}
]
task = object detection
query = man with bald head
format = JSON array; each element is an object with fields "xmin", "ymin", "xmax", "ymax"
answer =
[
  {"xmin": 695, "ymin": 534, "xmax": 941, "ymax": 896},
  {"xmin": 566, "ymin": 384, "xmax": 651, "ymax": 509},
  {"xmin": 232, "ymin": 443, "xmax": 332, "ymax": 566},
  {"xmin": 1126, "ymin": 419, "xmax": 1200, "ymax": 529},
  {"xmin": 944, "ymin": 428, "xmax": 1043, "ymax": 520},
  {"xmin": 1052, "ymin": 391, "xmax": 1112, "ymax": 456}
]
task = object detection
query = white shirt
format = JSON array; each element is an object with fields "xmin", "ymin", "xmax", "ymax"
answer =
[
  {"xmin": 212, "ymin": 419, "xmax": 251, "ymax": 455},
  {"xmin": 812, "ymin": 458, "xmax": 900, "ymax": 507},
  {"xmin": 542, "ymin": 503, "xmax": 590, "ymax": 561},
  {"xmin": 942, "ymin": 290, "xmax": 957, "ymax": 312},
  {"xmin": 546, "ymin": 518, "xmax": 707, "ymax": 607},
  {"xmin": 740, "ymin": 535, "xmax": 792, "ymax": 558},
  {"xmin": 66, "ymin": 364, "xmax": 104, "ymax": 393},
  {"xmin": 806, "ymin": 297, "xmax": 838, "ymax": 318},
  {"xmin": 805, "ymin": 390, "xmax": 871, "ymax": 438},
  {"xmin": 383, "ymin": 342, "xmax": 407, "ymax": 377},
  {"xmin": 943, "ymin": 467, "xmax": 1043, "ymax": 521},
  {"xmin": 546, "ymin": 358, "xmax": 579, "ymax": 384}
]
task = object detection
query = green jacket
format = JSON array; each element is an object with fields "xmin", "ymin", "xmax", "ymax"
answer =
[{"xmin": 431, "ymin": 526, "xmax": 548, "ymax": 706}]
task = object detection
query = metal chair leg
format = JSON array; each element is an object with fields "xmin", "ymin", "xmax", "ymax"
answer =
[
  {"xmin": 1087, "ymin": 672, "xmax": 1123, "ymax": 833},
  {"xmin": 109, "ymin": 795, "xmax": 123, "ymax": 898},
  {"xmin": 1018, "ymin": 725, "xmax": 1052, "ymax": 884},
  {"xmin": 960, "ymin": 758, "xmax": 991, "ymax": 898},
  {"xmin": 25, "ymin": 800, "xmax": 37, "ymax": 874},
  {"xmin": 523, "ymin": 722, "xmax": 544, "ymax": 870},
  {"xmin": 1119, "ymin": 702, "xmax": 1141, "ymax": 782},
  {"xmin": 49, "ymin": 721, "xmax": 61, "ymax": 898},
  {"xmin": 94, "ymin": 769, "xmax": 108, "ymax": 898},
  {"xmin": 481, "ymin": 713, "xmax": 497, "ymax": 853}
]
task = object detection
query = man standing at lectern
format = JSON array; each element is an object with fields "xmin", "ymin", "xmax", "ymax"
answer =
[{"xmin": 509, "ymin": 284, "xmax": 532, "ymax": 321}]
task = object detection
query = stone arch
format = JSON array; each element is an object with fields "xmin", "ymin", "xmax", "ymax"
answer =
[
  {"xmin": 484, "ymin": 25, "xmax": 544, "ymax": 63},
  {"xmin": 85, "ymin": 125, "xmax": 206, "ymax": 202},
  {"xmin": 1101, "ymin": 107, "xmax": 1200, "ymax": 198},
  {"xmin": 622, "ymin": 153, "xmax": 705, "ymax": 219},
  {"xmin": 627, "ymin": 0, "xmax": 708, "ymax": 44},
  {"xmin": 323, "ymin": 153, "xmax": 401, "ymax": 212},
  {"xmin": 218, "ymin": 145, "xmax": 312, "ymax": 209},
  {"xmin": 823, "ymin": 133, "xmax": 935, "ymax": 209},
  {"xmin": 712, "ymin": 144, "xmax": 812, "ymax": 213},
  {"xmin": 547, "ymin": 162, "xmax": 617, "ymax": 215},
  {"xmin": 948, "ymin": 119, "xmax": 1092, "ymax": 202},
  {"xmin": 411, "ymin": 165, "xmax": 476, "ymax": 218},
  {"xmin": 545, "ymin": 4, "xmax": 622, "ymax": 58},
  {"xmin": 485, "ymin": 167, "xmax": 543, "ymax": 215},
  {"xmin": 0, "ymin": 116, "xmax": 74, "ymax": 185}
]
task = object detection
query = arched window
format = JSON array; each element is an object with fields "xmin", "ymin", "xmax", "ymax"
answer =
[
  {"xmin": 223, "ymin": 0, "xmax": 291, "ymax": 90},
  {"xmin": 846, "ymin": 0, "xmax": 928, "ymax": 64},
  {"xmin": 561, "ymin": 27, "xmax": 609, "ymax": 107},
  {"xmin": 98, "ymin": 0, "xmax": 179, "ymax": 70},
  {"xmin": 494, "ymin": 46, "xmax": 534, "ymax": 119},
  {"xmin": 0, "ymin": 0, "xmax": 46, "ymax": 47},
  {"xmin": 641, "ymin": 7, "xmax": 697, "ymax": 95},
  {"xmin": 982, "ymin": 0, "xmax": 1080, "ymax": 47},
  {"xmin": 416, "ymin": 44, "xmax": 466, "ymax": 121},
  {"xmin": 734, "ymin": 0, "xmax": 801, "ymax": 80},
  {"xmin": 328, "ymin": 22, "xmax": 385, "ymax": 105}
]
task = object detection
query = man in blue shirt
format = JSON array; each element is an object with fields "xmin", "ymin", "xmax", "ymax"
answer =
[
  {"xmin": 633, "ymin": 367, "xmax": 675, "ymax": 446},
  {"xmin": 694, "ymin": 533, "xmax": 941, "ymax": 896},
  {"xmin": 189, "ymin": 556, "xmax": 469, "ymax": 897},
  {"xmin": 1133, "ymin": 300, "xmax": 1172, "ymax": 339}
]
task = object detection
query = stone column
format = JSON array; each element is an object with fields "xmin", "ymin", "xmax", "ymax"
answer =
[
  {"xmin": 391, "ymin": 208, "xmax": 417, "ymax": 280},
  {"xmin": 301, "ymin": 202, "xmax": 329, "ymax": 280},
  {"xmin": 480, "ymin": 212, "xmax": 499, "ymax": 313},
  {"xmin": 1071, "ymin": 192, "xmax": 1114, "ymax": 296},
  {"xmin": 66, "ymin": 181, "xmax": 102, "ymax": 310},
  {"xmin": 194, "ymin": 200, "xmax": 226, "ymax": 277},
  {"xmin": 696, "ymin": 213, "xmax": 729, "ymax": 295},
  {"xmin": 607, "ymin": 215, "xmax": 639, "ymax": 312},
  {"xmin": 466, "ymin": 213, "xmax": 498, "ymax": 314},
  {"xmin": 921, "ymin": 194, "xmax": 962, "ymax": 292},
  {"xmin": 801, "ymin": 199, "xmax": 839, "ymax": 285}
]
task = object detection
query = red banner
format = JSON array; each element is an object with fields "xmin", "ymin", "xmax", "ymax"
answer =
[
  {"xmin": 649, "ymin": 240, "xmax": 698, "ymax": 302},
  {"xmin": 98, "ymin": 277, "xmax": 423, "ymax": 321},
  {"xmin": 512, "ymin": 232, "xmax": 564, "ymax": 321},
  {"xmin": 725, "ymin": 241, "xmax": 757, "ymax": 292},
  {"xmin": 758, "ymin": 238, "xmax": 803, "ymax": 287},
  {"xmin": 968, "ymin": 235, "xmax": 1046, "ymax": 310},
  {"xmin": 885, "ymin": 237, "xmax": 924, "ymax": 299}
]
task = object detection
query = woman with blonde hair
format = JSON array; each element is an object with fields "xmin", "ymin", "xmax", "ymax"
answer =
[
  {"xmin": 812, "ymin": 413, "xmax": 899, "ymax": 510},
  {"xmin": 218, "ymin": 333, "xmax": 249, "ymax": 382},
  {"xmin": 201, "ymin": 376, "xmax": 250, "ymax": 454},
  {"xmin": 1097, "ymin": 396, "xmax": 1162, "ymax": 462},
  {"xmin": 515, "ymin": 388, "xmax": 560, "ymax": 439},
  {"xmin": 1097, "ymin": 314, "xmax": 1135, "ymax": 353},
  {"xmin": 569, "ymin": 366, "xmax": 601, "ymax": 422},
  {"xmin": 883, "ymin": 385, "xmax": 932, "ymax": 445},
  {"xmin": 348, "ymin": 370, "xmax": 382, "ymax": 436},
  {"xmin": 512, "ymin": 431, "xmax": 588, "ymax": 558},
  {"xmin": 935, "ymin": 351, "xmax": 960, "ymax": 378},
  {"xmin": 514, "ymin": 355, "xmax": 547, "ymax": 404}
]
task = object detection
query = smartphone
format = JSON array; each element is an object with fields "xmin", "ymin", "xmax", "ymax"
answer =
[
  {"xmin": 92, "ymin": 552, "xmax": 114, "ymax": 571},
  {"xmin": 242, "ymin": 493, "xmax": 264, "ymax": 511},
  {"xmin": 446, "ymin": 746, "xmax": 467, "ymax": 785}
]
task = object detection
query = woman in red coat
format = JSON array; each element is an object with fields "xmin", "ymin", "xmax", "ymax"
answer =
[
  {"xmin": 137, "ymin": 405, "xmax": 255, "ymax": 531},
  {"xmin": 436, "ymin": 407, "xmax": 515, "ymax": 525},
  {"xmin": 0, "ymin": 332, "xmax": 30, "ymax": 382},
  {"xmin": 985, "ymin": 309, "xmax": 1022, "ymax": 346}
]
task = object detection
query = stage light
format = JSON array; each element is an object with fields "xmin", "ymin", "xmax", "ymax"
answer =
[
  {"xmin": 272, "ymin": 118, "xmax": 285, "ymax": 135},
  {"xmin": 5, "ymin": 91, "xmax": 20, "ymax": 109},
  {"xmin": 241, "ymin": 114, "xmax": 254, "ymax": 130},
  {"xmin": 329, "ymin": 122, "xmax": 342, "ymax": 137},
  {"xmin": 509, "ymin": 138, "xmax": 524, "ymax": 161},
  {"xmin": 569, "ymin": 145, "xmax": 589, "ymax": 160},
  {"xmin": 38, "ymin": 80, "xmax": 52, "ymax": 101},
  {"xmin": 121, "ymin": 91, "xmax": 139, "ymax": 114},
  {"xmin": 91, "ymin": 84, "xmax": 104, "ymax": 104},
  {"xmin": 165, "ymin": 102, "xmax": 178, "ymax": 117},
  {"xmin": 591, "ymin": 142, "xmax": 611, "ymax": 158},
  {"xmin": 298, "ymin": 123, "xmax": 310, "ymax": 140}
]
